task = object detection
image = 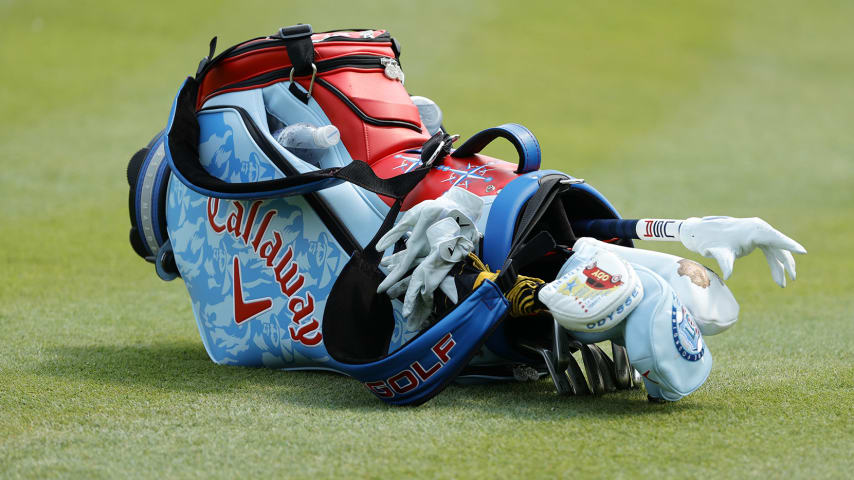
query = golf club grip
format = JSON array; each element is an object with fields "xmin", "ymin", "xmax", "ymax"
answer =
[
  {"xmin": 570, "ymin": 219, "xmax": 684, "ymax": 241},
  {"xmin": 571, "ymin": 219, "xmax": 639, "ymax": 239}
]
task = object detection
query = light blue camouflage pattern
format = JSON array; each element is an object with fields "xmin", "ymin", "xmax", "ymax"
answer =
[{"xmin": 166, "ymin": 109, "xmax": 419, "ymax": 371}]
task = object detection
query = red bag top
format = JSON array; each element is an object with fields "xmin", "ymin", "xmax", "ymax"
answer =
[{"xmin": 196, "ymin": 29, "xmax": 429, "ymax": 163}]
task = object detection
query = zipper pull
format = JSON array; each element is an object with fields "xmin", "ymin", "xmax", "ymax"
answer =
[{"xmin": 381, "ymin": 57, "xmax": 405, "ymax": 84}]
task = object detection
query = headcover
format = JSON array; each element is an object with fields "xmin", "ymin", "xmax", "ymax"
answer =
[
  {"xmin": 538, "ymin": 240, "xmax": 643, "ymax": 332},
  {"xmin": 573, "ymin": 237, "xmax": 738, "ymax": 336},
  {"xmin": 623, "ymin": 265, "xmax": 713, "ymax": 401}
]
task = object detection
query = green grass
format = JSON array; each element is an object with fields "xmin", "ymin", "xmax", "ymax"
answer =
[{"xmin": 2, "ymin": 0, "xmax": 853, "ymax": 478}]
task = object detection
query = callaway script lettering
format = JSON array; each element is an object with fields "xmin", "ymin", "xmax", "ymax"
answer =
[{"xmin": 208, "ymin": 198, "xmax": 322, "ymax": 346}]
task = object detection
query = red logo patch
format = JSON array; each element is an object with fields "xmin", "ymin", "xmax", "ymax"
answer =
[{"xmin": 582, "ymin": 262, "xmax": 623, "ymax": 290}]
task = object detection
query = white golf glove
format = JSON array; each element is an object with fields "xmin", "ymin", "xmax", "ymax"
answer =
[
  {"xmin": 383, "ymin": 217, "xmax": 476, "ymax": 329},
  {"xmin": 680, "ymin": 216, "xmax": 807, "ymax": 287},
  {"xmin": 376, "ymin": 187, "xmax": 483, "ymax": 294}
]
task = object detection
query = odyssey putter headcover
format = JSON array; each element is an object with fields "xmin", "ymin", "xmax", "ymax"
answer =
[
  {"xmin": 555, "ymin": 260, "xmax": 715, "ymax": 402},
  {"xmin": 623, "ymin": 265, "xmax": 713, "ymax": 402},
  {"xmin": 538, "ymin": 239, "xmax": 643, "ymax": 332}
]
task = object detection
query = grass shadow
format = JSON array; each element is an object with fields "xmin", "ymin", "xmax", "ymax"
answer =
[
  {"xmin": 31, "ymin": 341, "xmax": 385, "ymax": 410},
  {"xmin": 31, "ymin": 341, "xmax": 702, "ymax": 417}
]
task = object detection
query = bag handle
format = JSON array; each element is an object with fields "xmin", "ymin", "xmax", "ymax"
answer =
[{"xmin": 450, "ymin": 123, "xmax": 541, "ymax": 173}]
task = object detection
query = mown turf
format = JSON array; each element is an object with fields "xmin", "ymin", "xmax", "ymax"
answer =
[{"xmin": 1, "ymin": 1, "xmax": 852, "ymax": 478}]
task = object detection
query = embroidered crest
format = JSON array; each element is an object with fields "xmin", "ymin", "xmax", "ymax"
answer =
[{"xmin": 671, "ymin": 295, "xmax": 705, "ymax": 362}]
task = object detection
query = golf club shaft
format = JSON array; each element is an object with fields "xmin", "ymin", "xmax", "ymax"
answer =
[{"xmin": 570, "ymin": 218, "xmax": 684, "ymax": 242}]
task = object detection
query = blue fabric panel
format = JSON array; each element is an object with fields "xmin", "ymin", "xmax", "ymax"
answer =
[
  {"xmin": 166, "ymin": 178, "xmax": 349, "ymax": 369},
  {"xmin": 165, "ymin": 177, "xmax": 420, "ymax": 372},
  {"xmin": 197, "ymin": 108, "xmax": 284, "ymax": 183}
]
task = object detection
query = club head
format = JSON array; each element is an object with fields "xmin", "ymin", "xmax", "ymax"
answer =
[
  {"xmin": 632, "ymin": 367, "xmax": 643, "ymax": 387},
  {"xmin": 588, "ymin": 344, "xmax": 617, "ymax": 393},
  {"xmin": 518, "ymin": 321, "xmax": 593, "ymax": 396},
  {"xmin": 575, "ymin": 343, "xmax": 606, "ymax": 395},
  {"xmin": 565, "ymin": 352, "xmax": 591, "ymax": 395},
  {"xmin": 611, "ymin": 342, "xmax": 633, "ymax": 390},
  {"xmin": 518, "ymin": 343, "xmax": 572, "ymax": 395},
  {"xmin": 517, "ymin": 322, "xmax": 638, "ymax": 397}
]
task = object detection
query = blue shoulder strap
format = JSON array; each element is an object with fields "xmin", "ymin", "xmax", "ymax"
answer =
[
  {"xmin": 451, "ymin": 123, "xmax": 541, "ymax": 173},
  {"xmin": 342, "ymin": 280, "xmax": 509, "ymax": 405}
]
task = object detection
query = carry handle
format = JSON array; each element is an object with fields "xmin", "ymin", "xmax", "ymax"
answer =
[{"xmin": 450, "ymin": 123, "xmax": 541, "ymax": 173}]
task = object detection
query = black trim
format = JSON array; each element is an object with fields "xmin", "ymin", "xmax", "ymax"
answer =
[
  {"xmin": 208, "ymin": 55, "xmax": 394, "ymax": 95},
  {"xmin": 315, "ymin": 78, "xmax": 422, "ymax": 131},
  {"xmin": 203, "ymin": 54, "xmax": 422, "ymax": 132},
  {"xmin": 127, "ymin": 147, "xmax": 151, "ymax": 259},
  {"xmin": 196, "ymin": 36, "xmax": 269, "ymax": 79}
]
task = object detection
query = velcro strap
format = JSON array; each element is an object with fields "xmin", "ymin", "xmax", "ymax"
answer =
[{"xmin": 274, "ymin": 24, "xmax": 315, "ymax": 75}]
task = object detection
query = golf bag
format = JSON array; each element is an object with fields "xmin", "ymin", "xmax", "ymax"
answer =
[{"xmin": 127, "ymin": 25, "xmax": 716, "ymax": 405}]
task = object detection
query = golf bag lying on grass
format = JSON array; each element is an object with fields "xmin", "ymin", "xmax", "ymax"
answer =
[{"xmin": 127, "ymin": 25, "xmax": 805, "ymax": 405}]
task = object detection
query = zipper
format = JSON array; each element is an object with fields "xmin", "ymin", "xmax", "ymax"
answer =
[
  {"xmin": 220, "ymin": 32, "xmax": 392, "ymax": 60},
  {"xmin": 206, "ymin": 54, "xmax": 420, "ymax": 132},
  {"xmin": 209, "ymin": 55, "xmax": 395, "ymax": 95}
]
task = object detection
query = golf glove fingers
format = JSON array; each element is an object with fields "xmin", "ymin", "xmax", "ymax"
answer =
[
  {"xmin": 680, "ymin": 216, "xmax": 806, "ymax": 287},
  {"xmin": 380, "ymin": 249, "xmax": 427, "ymax": 274},
  {"xmin": 402, "ymin": 218, "xmax": 476, "ymax": 327},
  {"xmin": 375, "ymin": 212, "xmax": 437, "ymax": 292},
  {"xmin": 438, "ymin": 276, "xmax": 459, "ymax": 304},
  {"xmin": 385, "ymin": 276, "xmax": 411, "ymax": 299},
  {"xmin": 375, "ymin": 186, "xmax": 483, "ymax": 252},
  {"xmin": 376, "ymin": 187, "xmax": 483, "ymax": 293}
]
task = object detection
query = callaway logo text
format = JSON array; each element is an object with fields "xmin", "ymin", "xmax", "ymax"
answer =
[{"xmin": 208, "ymin": 198, "xmax": 322, "ymax": 346}]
